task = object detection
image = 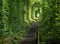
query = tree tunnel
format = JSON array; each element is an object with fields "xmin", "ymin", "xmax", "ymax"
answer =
[
  {"xmin": 18, "ymin": 1, "xmax": 43, "ymax": 44},
  {"xmin": 0, "ymin": 0, "xmax": 43, "ymax": 44},
  {"xmin": 23, "ymin": 0, "xmax": 43, "ymax": 24},
  {"xmin": 0, "ymin": 0, "xmax": 59, "ymax": 44}
]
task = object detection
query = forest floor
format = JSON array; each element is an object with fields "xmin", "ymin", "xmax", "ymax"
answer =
[{"xmin": 19, "ymin": 22, "xmax": 38, "ymax": 44}]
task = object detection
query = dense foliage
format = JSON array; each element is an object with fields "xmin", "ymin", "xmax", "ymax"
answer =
[
  {"xmin": 39, "ymin": 0, "xmax": 60, "ymax": 44},
  {"xmin": 0, "ymin": 0, "xmax": 60, "ymax": 44}
]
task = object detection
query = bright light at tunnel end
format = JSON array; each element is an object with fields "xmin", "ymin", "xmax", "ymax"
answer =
[
  {"xmin": 37, "ymin": 13, "xmax": 40, "ymax": 18},
  {"xmin": 34, "ymin": 13, "xmax": 40, "ymax": 22}
]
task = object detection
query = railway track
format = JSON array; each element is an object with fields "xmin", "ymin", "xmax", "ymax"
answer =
[{"xmin": 19, "ymin": 22, "xmax": 38, "ymax": 44}]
